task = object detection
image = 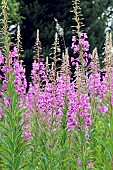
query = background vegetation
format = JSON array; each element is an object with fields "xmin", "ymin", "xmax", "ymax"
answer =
[{"xmin": 18, "ymin": 0, "xmax": 113, "ymax": 57}]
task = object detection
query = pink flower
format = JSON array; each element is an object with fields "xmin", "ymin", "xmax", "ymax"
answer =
[
  {"xmin": 78, "ymin": 32, "xmax": 84, "ymax": 37},
  {"xmin": 73, "ymin": 45, "xmax": 80, "ymax": 54},
  {"xmin": 0, "ymin": 108, "xmax": 3, "ymax": 119},
  {"xmin": 22, "ymin": 129, "xmax": 33, "ymax": 140},
  {"xmin": 89, "ymin": 62, "xmax": 94, "ymax": 67},
  {"xmin": 98, "ymin": 105, "xmax": 108, "ymax": 115},
  {"xmin": 88, "ymin": 54, "xmax": 92, "ymax": 59},
  {"xmin": 0, "ymin": 51, "xmax": 4, "ymax": 65},
  {"xmin": 72, "ymin": 42, "xmax": 75, "ymax": 48},
  {"xmin": 3, "ymin": 97, "xmax": 11, "ymax": 108},
  {"xmin": 101, "ymin": 106, "xmax": 108, "ymax": 115},
  {"xmin": 74, "ymin": 138, "xmax": 76, "ymax": 143},
  {"xmin": 76, "ymin": 56, "xmax": 81, "ymax": 61},
  {"xmin": 72, "ymin": 62, "xmax": 76, "ymax": 66},
  {"xmin": 67, "ymin": 134, "xmax": 71, "ymax": 138},
  {"xmin": 82, "ymin": 41, "xmax": 89, "ymax": 51},
  {"xmin": 79, "ymin": 38, "xmax": 85, "ymax": 45},
  {"xmin": 78, "ymin": 157, "xmax": 81, "ymax": 164},
  {"xmin": 83, "ymin": 33, "xmax": 88, "ymax": 39},
  {"xmin": 9, "ymin": 47, "xmax": 18, "ymax": 58},
  {"xmin": 72, "ymin": 36, "xmax": 76, "ymax": 42},
  {"xmin": 71, "ymin": 57, "xmax": 75, "ymax": 62},
  {"xmin": 86, "ymin": 161, "xmax": 94, "ymax": 169}
]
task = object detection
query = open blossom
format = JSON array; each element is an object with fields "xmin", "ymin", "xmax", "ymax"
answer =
[
  {"xmin": 72, "ymin": 36, "xmax": 76, "ymax": 42},
  {"xmin": 0, "ymin": 51, "xmax": 4, "ymax": 65},
  {"xmin": 0, "ymin": 107, "xmax": 3, "ymax": 119},
  {"xmin": 83, "ymin": 33, "xmax": 88, "ymax": 39},
  {"xmin": 73, "ymin": 45, "xmax": 80, "ymax": 54},
  {"xmin": 82, "ymin": 40, "xmax": 89, "ymax": 51},
  {"xmin": 78, "ymin": 157, "xmax": 81, "ymax": 164},
  {"xmin": 72, "ymin": 32, "xmax": 91, "ymax": 67},
  {"xmin": 3, "ymin": 97, "xmax": 11, "ymax": 108},
  {"xmin": 9, "ymin": 47, "xmax": 18, "ymax": 58},
  {"xmin": 71, "ymin": 57, "xmax": 75, "ymax": 62},
  {"xmin": 67, "ymin": 134, "xmax": 71, "ymax": 138},
  {"xmin": 22, "ymin": 129, "xmax": 33, "ymax": 140},
  {"xmin": 74, "ymin": 138, "xmax": 76, "ymax": 143},
  {"xmin": 76, "ymin": 55, "xmax": 81, "ymax": 61},
  {"xmin": 13, "ymin": 59, "xmax": 27, "ymax": 95},
  {"xmin": 86, "ymin": 161, "xmax": 94, "ymax": 169},
  {"xmin": 78, "ymin": 32, "xmax": 84, "ymax": 37},
  {"xmin": 101, "ymin": 105, "xmax": 108, "ymax": 115}
]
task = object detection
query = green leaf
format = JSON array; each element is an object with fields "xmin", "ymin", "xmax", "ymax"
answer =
[
  {"xmin": 100, "ymin": 139, "xmax": 112, "ymax": 162},
  {"xmin": 0, "ymin": 152, "xmax": 12, "ymax": 166}
]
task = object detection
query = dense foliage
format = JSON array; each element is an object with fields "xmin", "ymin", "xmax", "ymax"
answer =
[
  {"xmin": 0, "ymin": 0, "xmax": 21, "ymax": 22},
  {"xmin": 19, "ymin": 0, "xmax": 113, "ymax": 57}
]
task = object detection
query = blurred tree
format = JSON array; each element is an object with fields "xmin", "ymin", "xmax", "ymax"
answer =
[
  {"xmin": 0, "ymin": 0, "xmax": 21, "ymax": 23},
  {"xmin": 81, "ymin": 0, "xmax": 113, "ymax": 59},
  {"xmin": 19, "ymin": 0, "xmax": 113, "ymax": 59},
  {"xmin": 19, "ymin": 0, "xmax": 72, "ymax": 57}
]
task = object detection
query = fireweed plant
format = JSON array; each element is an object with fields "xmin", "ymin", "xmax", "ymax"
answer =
[{"xmin": 0, "ymin": 0, "xmax": 113, "ymax": 169}]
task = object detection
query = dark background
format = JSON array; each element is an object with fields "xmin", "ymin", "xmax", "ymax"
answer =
[{"xmin": 18, "ymin": 0, "xmax": 113, "ymax": 57}]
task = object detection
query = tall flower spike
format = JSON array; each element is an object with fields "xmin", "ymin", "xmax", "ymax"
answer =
[
  {"xmin": 2, "ymin": 0, "xmax": 10, "ymax": 66},
  {"xmin": 46, "ymin": 56, "xmax": 49, "ymax": 77},
  {"xmin": 61, "ymin": 49, "xmax": 70, "ymax": 76},
  {"xmin": 55, "ymin": 18, "xmax": 64, "ymax": 37},
  {"xmin": 105, "ymin": 31, "xmax": 112, "ymax": 72},
  {"xmin": 61, "ymin": 52, "xmax": 65, "ymax": 74},
  {"xmin": 72, "ymin": 0, "xmax": 84, "ymax": 34},
  {"xmin": 72, "ymin": 0, "xmax": 90, "ymax": 78},
  {"xmin": 109, "ymin": 32, "xmax": 113, "ymax": 69},
  {"xmin": 53, "ymin": 32, "xmax": 58, "ymax": 85},
  {"xmin": 65, "ymin": 48, "xmax": 70, "ymax": 86},
  {"xmin": 34, "ymin": 29, "xmax": 41, "ymax": 62},
  {"xmin": 17, "ymin": 25, "xmax": 23, "ymax": 60},
  {"xmin": 75, "ymin": 61, "xmax": 86, "ymax": 95},
  {"xmin": 54, "ymin": 18, "xmax": 66, "ymax": 52},
  {"xmin": 92, "ymin": 47, "xmax": 100, "ymax": 73},
  {"xmin": 75, "ymin": 62, "xmax": 81, "ymax": 100}
]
